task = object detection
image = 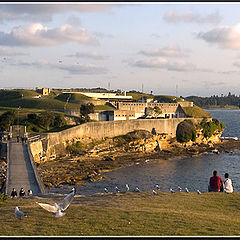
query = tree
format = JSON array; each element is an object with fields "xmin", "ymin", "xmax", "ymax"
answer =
[
  {"xmin": 0, "ymin": 111, "xmax": 16, "ymax": 131},
  {"xmin": 153, "ymin": 106, "xmax": 162, "ymax": 118},
  {"xmin": 80, "ymin": 103, "xmax": 94, "ymax": 120},
  {"xmin": 54, "ymin": 114, "xmax": 66, "ymax": 128},
  {"xmin": 176, "ymin": 120, "xmax": 196, "ymax": 143},
  {"xmin": 36, "ymin": 111, "xmax": 55, "ymax": 130}
]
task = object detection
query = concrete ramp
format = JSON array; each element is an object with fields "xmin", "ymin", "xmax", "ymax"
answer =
[{"xmin": 6, "ymin": 142, "xmax": 41, "ymax": 196}]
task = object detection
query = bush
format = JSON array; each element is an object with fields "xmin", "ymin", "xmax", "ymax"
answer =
[
  {"xmin": 0, "ymin": 111, "xmax": 16, "ymax": 131},
  {"xmin": 176, "ymin": 120, "xmax": 196, "ymax": 143},
  {"xmin": 66, "ymin": 141, "xmax": 86, "ymax": 155},
  {"xmin": 0, "ymin": 193, "xmax": 8, "ymax": 202},
  {"xmin": 200, "ymin": 119, "xmax": 225, "ymax": 138}
]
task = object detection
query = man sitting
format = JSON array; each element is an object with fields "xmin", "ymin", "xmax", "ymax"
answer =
[
  {"xmin": 223, "ymin": 173, "xmax": 233, "ymax": 193},
  {"xmin": 208, "ymin": 170, "xmax": 224, "ymax": 192}
]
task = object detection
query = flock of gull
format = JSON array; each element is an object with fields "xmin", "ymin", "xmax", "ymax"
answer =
[
  {"xmin": 14, "ymin": 185, "xmax": 202, "ymax": 220},
  {"xmin": 104, "ymin": 184, "xmax": 202, "ymax": 195},
  {"xmin": 14, "ymin": 188, "xmax": 76, "ymax": 219}
]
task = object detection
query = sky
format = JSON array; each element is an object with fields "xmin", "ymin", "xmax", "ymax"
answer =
[{"xmin": 1, "ymin": 3, "xmax": 240, "ymax": 97}]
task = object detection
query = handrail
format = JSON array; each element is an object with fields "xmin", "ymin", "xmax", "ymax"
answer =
[{"xmin": 26, "ymin": 142, "xmax": 47, "ymax": 194}]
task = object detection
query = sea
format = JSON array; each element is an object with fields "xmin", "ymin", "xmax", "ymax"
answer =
[{"xmin": 51, "ymin": 109, "xmax": 240, "ymax": 195}]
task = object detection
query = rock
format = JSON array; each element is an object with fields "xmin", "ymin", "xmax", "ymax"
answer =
[{"xmin": 103, "ymin": 156, "xmax": 114, "ymax": 161}]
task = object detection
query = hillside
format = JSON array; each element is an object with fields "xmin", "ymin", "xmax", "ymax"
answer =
[
  {"xmin": 182, "ymin": 105, "xmax": 212, "ymax": 118},
  {"xmin": 1, "ymin": 192, "xmax": 240, "ymax": 236}
]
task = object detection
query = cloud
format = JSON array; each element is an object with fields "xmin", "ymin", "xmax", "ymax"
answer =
[
  {"xmin": 0, "ymin": 23, "xmax": 98, "ymax": 47},
  {"xmin": 164, "ymin": 10, "xmax": 222, "ymax": 24},
  {"xmin": 0, "ymin": 47, "xmax": 27, "ymax": 56},
  {"xmin": 138, "ymin": 45, "xmax": 191, "ymax": 58},
  {"xmin": 66, "ymin": 51, "xmax": 107, "ymax": 60},
  {"xmin": 93, "ymin": 32, "xmax": 114, "ymax": 39},
  {"xmin": 197, "ymin": 23, "xmax": 240, "ymax": 50},
  {"xmin": 12, "ymin": 60, "xmax": 107, "ymax": 75},
  {"xmin": 132, "ymin": 58, "xmax": 197, "ymax": 72},
  {"xmin": 0, "ymin": 4, "xmax": 114, "ymax": 22}
]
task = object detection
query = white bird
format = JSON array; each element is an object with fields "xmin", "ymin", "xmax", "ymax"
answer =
[
  {"xmin": 36, "ymin": 188, "xmax": 76, "ymax": 218},
  {"xmin": 197, "ymin": 190, "xmax": 201, "ymax": 195},
  {"xmin": 145, "ymin": 159, "xmax": 149, "ymax": 163},
  {"xmin": 126, "ymin": 184, "xmax": 130, "ymax": 192},
  {"xmin": 170, "ymin": 188, "xmax": 175, "ymax": 194},
  {"xmin": 135, "ymin": 187, "xmax": 140, "ymax": 192},
  {"xmin": 104, "ymin": 187, "xmax": 109, "ymax": 193},
  {"xmin": 115, "ymin": 186, "xmax": 120, "ymax": 193},
  {"xmin": 178, "ymin": 186, "xmax": 182, "ymax": 192},
  {"xmin": 15, "ymin": 207, "xmax": 27, "ymax": 219},
  {"xmin": 185, "ymin": 187, "xmax": 189, "ymax": 193},
  {"xmin": 155, "ymin": 184, "xmax": 160, "ymax": 190},
  {"xmin": 152, "ymin": 190, "xmax": 157, "ymax": 195}
]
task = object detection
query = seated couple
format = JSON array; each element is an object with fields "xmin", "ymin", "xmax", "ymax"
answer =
[{"xmin": 208, "ymin": 170, "xmax": 233, "ymax": 193}]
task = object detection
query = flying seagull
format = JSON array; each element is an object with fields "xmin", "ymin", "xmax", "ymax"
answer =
[
  {"xmin": 185, "ymin": 187, "xmax": 189, "ymax": 193},
  {"xmin": 15, "ymin": 207, "xmax": 27, "ymax": 219},
  {"xmin": 197, "ymin": 190, "xmax": 201, "ymax": 195},
  {"xmin": 36, "ymin": 188, "xmax": 76, "ymax": 218},
  {"xmin": 170, "ymin": 188, "xmax": 175, "ymax": 194},
  {"xmin": 152, "ymin": 190, "xmax": 158, "ymax": 195}
]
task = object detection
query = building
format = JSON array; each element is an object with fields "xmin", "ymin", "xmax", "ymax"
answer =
[{"xmin": 36, "ymin": 88, "xmax": 51, "ymax": 95}]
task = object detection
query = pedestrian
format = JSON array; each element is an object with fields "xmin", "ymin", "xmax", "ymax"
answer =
[
  {"xmin": 223, "ymin": 173, "xmax": 233, "ymax": 193},
  {"xmin": 208, "ymin": 170, "xmax": 225, "ymax": 192},
  {"xmin": 10, "ymin": 188, "xmax": 17, "ymax": 198},
  {"xmin": 27, "ymin": 189, "xmax": 33, "ymax": 196},
  {"xmin": 19, "ymin": 188, "xmax": 26, "ymax": 197}
]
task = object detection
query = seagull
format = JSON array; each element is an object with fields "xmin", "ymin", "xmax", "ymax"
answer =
[
  {"xmin": 197, "ymin": 190, "xmax": 201, "ymax": 195},
  {"xmin": 185, "ymin": 187, "xmax": 189, "ymax": 193},
  {"xmin": 36, "ymin": 188, "xmax": 76, "ymax": 218},
  {"xmin": 115, "ymin": 186, "xmax": 120, "ymax": 193},
  {"xmin": 135, "ymin": 187, "xmax": 140, "ymax": 192},
  {"xmin": 145, "ymin": 159, "xmax": 149, "ymax": 163},
  {"xmin": 152, "ymin": 190, "xmax": 158, "ymax": 195},
  {"xmin": 155, "ymin": 184, "xmax": 160, "ymax": 190},
  {"xmin": 104, "ymin": 187, "xmax": 109, "ymax": 193},
  {"xmin": 178, "ymin": 186, "xmax": 182, "ymax": 192},
  {"xmin": 15, "ymin": 207, "xmax": 27, "ymax": 219},
  {"xmin": 125, "ymin": 184, "xmax": 130, "ymax": 192},
  {"xmin": 170, "ymin": 188, "xmax": 175, "ymax": 194}
]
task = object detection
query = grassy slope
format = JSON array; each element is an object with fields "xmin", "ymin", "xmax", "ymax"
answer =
[
  {"xmin": 1, "ymin": 192, "xmax": 240, "ymax": 236},
  {"xmin": 183, "ymin": 105, "xmax": 212, "ymax": 118}
]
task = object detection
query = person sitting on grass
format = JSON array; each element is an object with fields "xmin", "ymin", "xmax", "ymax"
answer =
[
  {"xmin": 223, "ymin": 173, "xmax": 233, "ymax": 193},
  {"xmin": 208, "ymin": 170, "xmax": 225, "ymax": 192}
]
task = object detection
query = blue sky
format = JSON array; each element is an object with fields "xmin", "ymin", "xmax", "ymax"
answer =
[{"xmin": 1, "ymin": 3, "xmax": 240, "ymax": 97}]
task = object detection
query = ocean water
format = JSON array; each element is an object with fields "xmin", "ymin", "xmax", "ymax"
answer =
[{"xmin": 51, "ymin": 109, "xmax": 240, "ymax": 195}]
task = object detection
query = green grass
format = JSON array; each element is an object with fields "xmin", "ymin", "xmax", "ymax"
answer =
[
  {"xmin": 94, "ymin": 105, "xmax": 115, "ymax": 111},
  {"xmin": 55, "ymin": 93, "xmax": 91, "ymax": 103},
  {"xmin": 183, "ymin": 105, "xmax": 212, "ymax": 118},
  {"xmin": 154, "ymin": 95, "xmax": 184, "ymax": 102},
  {"xmin": 1, "ymin": 192, "xmax": 240, "ymax": 236},
  {"xmin": 127, "ymin": 92, "xmax": 153, "ymax": 100}
]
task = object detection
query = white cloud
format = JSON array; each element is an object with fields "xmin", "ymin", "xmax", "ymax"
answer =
[
  {"xmin": 133, "ymin": 58, "xmax": 197, "ymax": 72},
  {"xmin": 164, "ymin": 10, "xmax": 222, "ymax": 24},
  {"xmin": 197, "ymin": 23, "xmax": 240, "ymax": 50},
  {"xmin": 138, "ymin": 45, "xmax": 190, "ymax": 58},
  {"xmin": 0, "ymin": 4, "xmax": 114, "ymax": 22},
  {"xmin": 0, "ymin": 23, "xmax": 98, "ymax": 47},
  {"xmin": 66, "ymin": 51, "xmax": 107, "ymax": 60},
  {"xmin": 0, "ymin": 47, "xmax": 27, "ymax": 56},
  {"xmin": 12, "ymin": 60, "xmax": 107, "ymax": 75}
]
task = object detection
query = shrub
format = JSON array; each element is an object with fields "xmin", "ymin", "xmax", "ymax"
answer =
[
  {"xmin": 0, "ymin": 193, "xmax": 8, "ymax": 202},
  {"xmin": 176, "ymin": 120, "xmax": 196, "ymax": 143},
  {"xmin": 200, "ymin": 119, "xmax": 225, "ymax": 138},
  {"xmin": 0, "ymin": 111, "xmax": 16, "ymax": 131}
]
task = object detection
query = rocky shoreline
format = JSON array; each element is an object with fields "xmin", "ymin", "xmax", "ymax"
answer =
[{"xmin": 38, "ymin": 138, "xmax": 240, "ymax": 189}]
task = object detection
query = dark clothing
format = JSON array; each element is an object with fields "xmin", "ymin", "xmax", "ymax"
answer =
[
  {"xmin": 19, "ymin": 189, "xmax": 26, "ymax": 197},
  {"xmin": 11, "ymin": 190, "xmax": 17, "ymax": 198},
  {"xmin": 209, "ymin": 175, "xmax": 224, "ymax": 191}
]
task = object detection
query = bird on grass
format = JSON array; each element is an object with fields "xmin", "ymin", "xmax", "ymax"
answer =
[
  {"xmin": 135, "ymin": 187, "xmax": 140, "ymax": 192},
  {"xmin": 104, "ymin": 187, "xmax": 109, "ymax": 193},
  {"xmin": 185, "ymin": 187, "xmax": 189, "ymax": 193},
  {"xmin": 155, "ymin": 184, "xmax": 160, "ymax": 190},
  {"xmin": 170, "ymin": 188, "xmax": 175, "ymax": 194},
  {"xmin": 126, "ymin": 184, "xmax": 130, "ymax": 192},
  {"xmin": 152, "ymin": 190, "xmax": 158, "ymax": 195},
  {"xmin": 15, "ymin": 207, "xmax": 27, "ymax": 219},
  {"xmin": 178, "ymin": 186, "xmax": 182, "ymax": 192},
  {"xmin": 36, "ymin": 188, "xmax": 76, "ymax": 218},
  {"xmin": 197, "ymin": 190, "xmax": 201, "ymax": 195}
]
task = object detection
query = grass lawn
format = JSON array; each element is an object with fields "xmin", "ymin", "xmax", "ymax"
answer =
[{"xmin": 1, "ymin": 191, "xmax": 240, "ymax": 236}]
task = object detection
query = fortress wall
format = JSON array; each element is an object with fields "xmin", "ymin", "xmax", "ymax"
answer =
[{"xmin": 45, "ymin": 118, "xmax": 208, "ymax": 150}]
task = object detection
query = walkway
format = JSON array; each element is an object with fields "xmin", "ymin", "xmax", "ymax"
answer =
[{"xmin": 6, "ymin": 141, "xmax": 41, "ymax": 196}]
